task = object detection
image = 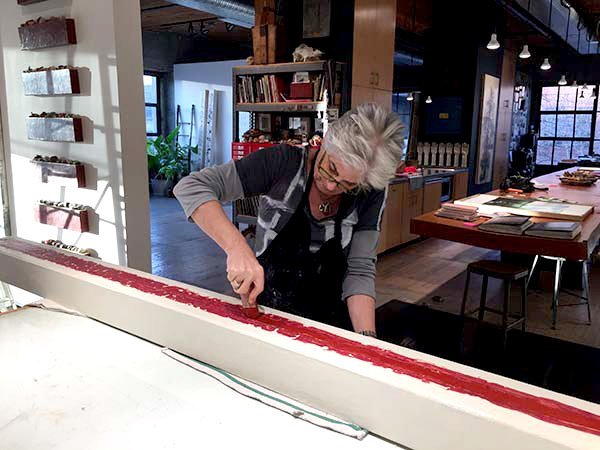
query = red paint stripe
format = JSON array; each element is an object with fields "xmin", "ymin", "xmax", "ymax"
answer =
[{"xmin": 3, "ymin": 238, "xmax": 600, "ymax": 436}]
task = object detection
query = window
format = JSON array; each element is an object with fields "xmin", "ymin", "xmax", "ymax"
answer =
[
  {"xmin": 536, "ymin": 85, "xmax": 598, "ymax": 165},
  {"xmin": 144, "ymin": 74, "xmax": 160, "ymax": 137}
]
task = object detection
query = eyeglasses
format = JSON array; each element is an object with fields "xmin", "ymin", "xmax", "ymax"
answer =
[{"xmin": 317, "ymin": 152, "xmax": 360, "ymax": 194}]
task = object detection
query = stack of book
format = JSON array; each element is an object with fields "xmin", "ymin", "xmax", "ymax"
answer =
[
  {"xmin": 435, "ymin": 203, "xmax": 479, "ymax": 221},
  {"xmin": 524, "ymin": 221, "xmax": 582, "ymax": 240},
  {"xmin": 238, "ymin": 75, "xmax": 285, "ymax": 103},
  {"xmin": 478, "ymin": 216, "xmax": 533, "ymax": 235}
]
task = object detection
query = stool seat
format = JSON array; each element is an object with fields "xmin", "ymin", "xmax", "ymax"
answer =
[{"xmin": 467, "ymin": 260, "xmax": 528, "ymax": 281}]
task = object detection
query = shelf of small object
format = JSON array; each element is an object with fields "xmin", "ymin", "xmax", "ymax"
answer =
[
  {"xmin": 35, "ymin": 200, "xmax": 89, "ymax": 233},
  {"xmin": 22, "ymin": 65, "xmax": 80, "ymax": 96},
  {"xmin": 27, "ymin": 113, "xmax": 84, "ymax": 142},
  {"xmin": 42, "ymin": 239, "xmax": 95, "ymax": 257},
  {"xmin": 31, "ymin": 155, "xmax": 86, "ymax": 188},
  {"xmin": 19, "ymin": 16, "xmax": 77, "ymax": 50},
  {"xmin": 235, "ymin": 101, "xmax": 327, "ymax": 113}
]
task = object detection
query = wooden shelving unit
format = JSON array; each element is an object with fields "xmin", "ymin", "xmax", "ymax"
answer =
[{"xmin": 231, "ymin": 60, "xmax": 348, "ymax": 227}]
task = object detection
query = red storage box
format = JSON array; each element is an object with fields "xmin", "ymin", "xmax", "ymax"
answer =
[
  {"xmin": 252, "ymin": 142, "xmax": 277, "ymax": 152},
  {"xmin": 231, "ymin": 142, "xmax": 253, "ymax": 160},
  {"xmin": 290, "ymin": 82, "xmax": 313, "ymax": 99}
]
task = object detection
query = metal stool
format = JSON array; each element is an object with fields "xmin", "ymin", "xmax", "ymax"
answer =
[
  {"xmin": 526, "ymin": 256, "xmax": 592, "ymax": 329},
  {"xmin": 460, "ymin": 260, "xmax": 529, "ymax": 348}
]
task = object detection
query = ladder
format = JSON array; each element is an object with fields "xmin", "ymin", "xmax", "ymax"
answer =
[{"xmin": 176, "ymin": 104, "xmax": 196, "ymax": 173}]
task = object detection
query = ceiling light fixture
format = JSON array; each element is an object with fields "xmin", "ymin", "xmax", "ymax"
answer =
[
  {"xmin": 519, "ymin": 44, "xmax": 531, "ymax": 59},
  {"xmin": 407, "ymin": 92, "xmax": 414, "ymax": 102},
  {"xmin": 580, "ymin": 90, "xmax": 585, "ymax": 98},
  {"xmin": 558, "ymin": 75, "xmax": 567, "ymax": 85},
  {"xmin": 425, "ymin": 96, "xmax": 432, "ymax": 104},
  {"xmin": 487, "ymin": 33, "xmax": 500, "ymax": 50},
  {"xmin": 571, "ymin": 80, "xmax": 578, "ymax": 87},
  {"xmin": 583, "ymin": 82, "xmax": 589, "ymax": 90},
  {"xmin": 540, "ymin": 58, "xmax": 551, "ymax": 70},
  {"xmin": 591, "ymin": 88, "xmax": 597, "ymax": 100}
]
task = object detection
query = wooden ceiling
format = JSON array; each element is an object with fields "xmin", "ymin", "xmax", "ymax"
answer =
[{"xmin": 140, "ymin": 0, "xmax": 251, "ymax": 43}]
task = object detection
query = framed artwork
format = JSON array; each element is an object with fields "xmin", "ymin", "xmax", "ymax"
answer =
[{"xmin": 475, "ymin": 74, "xmax": 500, "ymax": 185}]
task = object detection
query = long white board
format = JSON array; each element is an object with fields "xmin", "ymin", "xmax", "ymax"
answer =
[{"xmin": 0, "ymin": 237, "xmax": 599, "ymax": 449}]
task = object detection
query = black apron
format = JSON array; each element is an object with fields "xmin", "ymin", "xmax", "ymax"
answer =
[{"xmin": 257, "ymin": 154, "xmax": 353, "ymax": 330}]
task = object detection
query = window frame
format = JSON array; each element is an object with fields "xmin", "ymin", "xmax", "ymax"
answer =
[
  {"xmin": 536, "ymin": 84, "xmax": 599, "ymax": 166},
  {"xmin": 144, "ymin": 72, "xmax": 161, "ymax": 138}
]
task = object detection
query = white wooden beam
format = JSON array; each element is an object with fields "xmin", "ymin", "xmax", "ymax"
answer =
[{"xmin": 1, "ymin": 237, "xmax": 599, "ymax": 450}]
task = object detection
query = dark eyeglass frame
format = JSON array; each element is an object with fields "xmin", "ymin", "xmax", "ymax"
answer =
[{"xmin": 317, "ymin": 151, "xmax": 360, "ymax": 195}]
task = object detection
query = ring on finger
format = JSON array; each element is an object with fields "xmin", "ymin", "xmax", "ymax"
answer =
[{"xmin": 231, "ymin": 279, "xmax": 242, "ymax": 289}]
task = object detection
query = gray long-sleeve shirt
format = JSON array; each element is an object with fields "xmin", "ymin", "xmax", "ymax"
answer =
[{"xmin": 174, "ymin": 144, "xmax": 386, "ymax": 302}]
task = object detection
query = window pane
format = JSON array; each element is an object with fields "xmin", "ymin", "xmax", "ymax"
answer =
[
  {"xmin": 540, "ymin": 114, "xmax": 556, "ymax": 137},
  {"xmin": 575, "ymin": 114, "xmax": 592, "ymax": 137},
  {"xmin": 145, "ymin": 106, "xmax": 158, "ymax": 134},
  {"xmin": 572, "ymin": 141, "xmax": 590, "ymax": 159},
  {"xmin": 553, "ymin": 141, "xmax": 572, "ymax": 164},
  {"xmin": 576, "ymin": 88, "xmax": 594, "ymax": 110},
  {"xmin": 536, "ymin": 140, "xmax": 553, "ymax": 165},
  {"xmin": 541, "ymin": 86, "xmax": 558, "ymax": 111},
  {"xmin": 556, "ymin": 114, "xmax": 574, "ymax": 137},
  {"xmin": 144, "ymin": 75, "xmax": 158, "ymax": 104},
  {"xmin": 594, "ymin": 141, "xmax": 600, "ymax": 154},
  {"xmin": 558, "ymin": 86, "xmax": 577, "ymax": 111}
]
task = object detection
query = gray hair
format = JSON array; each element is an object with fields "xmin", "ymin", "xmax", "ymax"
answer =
[{"xmin": 322, "ymin": 103, "xmax": 405, "ymax": 190}]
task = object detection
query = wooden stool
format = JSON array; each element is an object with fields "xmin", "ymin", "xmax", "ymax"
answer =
[{"xmin": 460, "ymin": 260, "xmax": 529, "ymax": 348}]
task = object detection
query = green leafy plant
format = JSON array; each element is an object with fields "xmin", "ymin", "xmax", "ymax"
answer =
[{"xmin": 146, "ymin": 127, "xmax": 198, "ymax": 181}]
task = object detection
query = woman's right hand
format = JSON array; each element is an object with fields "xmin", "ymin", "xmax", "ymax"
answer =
[{"xmin": 225, "ymin": 237, "xmax": 264, "ymax": 307}]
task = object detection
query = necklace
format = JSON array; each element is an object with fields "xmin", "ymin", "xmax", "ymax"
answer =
[{"xmin": 318, "ymin": 201, "xmax": 331, "ymax": 214}]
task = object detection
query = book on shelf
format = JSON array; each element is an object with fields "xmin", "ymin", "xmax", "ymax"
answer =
[
  {"xmin": 237, "ymin": 73, "xmax": 327, "ymax": 104},
  {"xmin": 478, "ymin": 216, "xmax": 533, "ymax": 235},
  {"xmin": 524, "ymin": 221, "xmax": 582, "ymax": 240}
]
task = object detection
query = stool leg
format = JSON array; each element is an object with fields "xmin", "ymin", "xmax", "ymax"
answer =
[
  {"xmin": 551, "ymin": 259, "xmax": 563, "ymax": 329},
  {"xmin": 502, "ymin": 280, "xmax": 511, "ymax": 349},
  {"xmin": 526, "ymin": 255, "xmax": 539, "ymax": 290},
  {"xmin": 582, "ymin": 260, "xmax": 592, "ymax": 325},
  {"xmin": 460, "ymin": 270, "xmax": 471, "ymax": 317},
  {"xmin": 520, "ymin": 278, "xmax": 527, "ymax": 333},
  {"xmin": 478, "ymin": 275, "xmax": 488, "ymax": 322}
]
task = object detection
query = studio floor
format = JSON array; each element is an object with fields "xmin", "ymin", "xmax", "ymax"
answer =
[{"xmin": 151, "ymin": 196, "xmax": 600, "ymax": 350}]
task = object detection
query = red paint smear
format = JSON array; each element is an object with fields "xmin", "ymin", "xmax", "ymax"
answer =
[{"xmin": 3, "ymin": 238, "xmax": 600, "ymax": 436}]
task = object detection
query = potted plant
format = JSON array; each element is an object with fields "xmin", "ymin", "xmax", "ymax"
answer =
[{"xmin": 147, "ymin": 127, "xmax": 197, "ymax": 196}]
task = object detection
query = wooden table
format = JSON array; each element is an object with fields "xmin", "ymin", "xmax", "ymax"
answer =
[{"xmin": 410, "ymin": 168, "xmax": 600, "ymax": 261}]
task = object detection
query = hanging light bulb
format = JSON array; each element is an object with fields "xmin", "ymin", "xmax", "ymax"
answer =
[
  {"xmin": 591, "ymin": 88, "xmax": 597, "ymax": 100},
  {"xmin": 540, "ymin": 58, "xmax": 551, "ymax": 71},
  {"xmin": 571, "ymin": 80, "xmax": 578, "ymax": 87},
  {"xmin": 583, "ymin": 83, "xmax": 589, "ymax": 90},
  {"xmin": 425, "ymin": 96, "xmax": 432, "ymax": 104},
  {"xmin": 579, "ymin": 90, "xmax": 585, "ymax": 99},
  {"xmin": 558, "ymin": 75, "xmax": 567, "ymax": 85},
  {"xmin": 406, "ymin": 92, "xmax": 414, "ymax": 102},
  {"xmin": 487, "ymin": 33, "xmax": 500, "ymax": 50},
  {"xmin": 519, "ymin": 44, "xmax": 531, "ymax": 59}
]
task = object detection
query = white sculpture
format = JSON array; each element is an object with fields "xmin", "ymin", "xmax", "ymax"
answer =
[
  {"xmin": 452, "ymin": 143, "xmax": 461, "ymax": 167},
  {"xmin": 292, "ymin": 44, "xmax": 324, "ymax": 62},
  {"xmin": 417, "ymin": 142, "xmax": 424, "ymax": 166},
  {"xmin": 430, "ymin": 142, "xmax": 439, "ymax": 167},
  {"xmin": 423, "ymin": 142, "xmax": 431, "ymax": 166},
  {"xmin": 461, "ymin": 142, "xmax": 469, "ymax": 168},
  {"xmin": 438, "ymin": 143, "xmax": 446, "ymax": 167}
]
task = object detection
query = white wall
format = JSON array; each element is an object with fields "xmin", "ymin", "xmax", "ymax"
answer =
[
  {"xmin": 0, "ymin": 0, "xmax": 150, "ymax": 271},
  {"xmin": 174, "ymin": 59, "xmax": 247, "ymax": 166}
]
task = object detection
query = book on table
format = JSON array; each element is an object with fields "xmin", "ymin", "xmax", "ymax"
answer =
[
  {"xmin": 454, "ymin": 194, "xmax": 594, "ymax": 221},
  {"xmin": 524, "ymin": 221, "xmax": 582, "ymax": 240},
  {"xmin": 478, "ymin": 215, "xmax": 533, "ymax": 235}
]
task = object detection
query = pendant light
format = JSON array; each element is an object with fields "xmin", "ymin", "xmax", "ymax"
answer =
[
  {"xmin": 425, "ymin": 96, "xmax": 432, "ymax": 104},
  {"xmin": 487, "ymin": 33, "xmax": 500, "ymax": 50},
  {"xmin": 591, "ymin": 88, "xmax": 597, "ymax": 100},
  {"xmin": 579, "ymin": 90, "xmax": 585, "ymax": 99},
  {"xmin": 583, "ymin": 82, "xmax": 589, "ymax": 90},
  {"xmin": 571, "ymin": 80, "xmax": 578, "ymax": 87},
  {"xmin": 407, "ymin": 92, "xmax": 414, "ymax": 102},
  {"xmin": 519, "ymin": 44, "xmax": 531, "ymax": 59},
  {"xmin": 558, "ymin": 75, "xmax": 567, "ymax": 85},
  {"xmin": 540, "ymin": 58, "xmax": 551, "ymax": 71}
]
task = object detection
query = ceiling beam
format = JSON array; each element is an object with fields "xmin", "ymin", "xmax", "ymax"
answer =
[{"xmin": 167, "ymin": 0, "xmax": 254, "ymax": 28}]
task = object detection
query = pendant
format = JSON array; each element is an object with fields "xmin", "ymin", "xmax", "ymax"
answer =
[{"xmin": 318, "ymin": 201, "xmax": 330, "ymax": 214}]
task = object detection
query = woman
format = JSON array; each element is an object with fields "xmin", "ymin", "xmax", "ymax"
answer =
[{"xmin": 174, "ymin": 103, "xmax": 404, "ymax": 337}]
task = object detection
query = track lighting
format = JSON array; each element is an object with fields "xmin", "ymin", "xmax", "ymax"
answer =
[
  {"xmin": 425, "ymin": 96, "xmax": 432, "ymax": 104},
  {"xmin": 487, "ymin": 33, "xmax": 500, "ymax": 50},
  {"xmin": 519, "ymin": 44, "xmax": 531, "ymax": 59},
  {"xmin": 558, "ymin": 75, "xmax": 567, "ymax": 85},
  {"xmin": 540, "ymin": 58, "xmax": 551, "ymax": 70}
]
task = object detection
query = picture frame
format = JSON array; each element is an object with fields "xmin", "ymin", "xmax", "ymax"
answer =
[{"xmin": 475, "ymin": 74, "xmax": 500, "ymax": 185}]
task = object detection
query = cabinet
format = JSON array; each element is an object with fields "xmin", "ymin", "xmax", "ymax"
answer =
[
  {"xmin": 452, "ymin": 171, "xmax": 468, "ymax": 200},
  {"xmin": 423, "ymin": 180, "xmax": 442, "ymax": 214},
  {"xmin": 377, "ymin": 182, "xmax": 423, "ymax": 253},
  {"xmin": 351, "ymin": 0, "xmax": 396, "ymax": 109}
]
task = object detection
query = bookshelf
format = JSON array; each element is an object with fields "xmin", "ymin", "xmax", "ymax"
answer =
[{"xmin": 231, "ymin": 60, "xmax": 348, "ymax": 228}]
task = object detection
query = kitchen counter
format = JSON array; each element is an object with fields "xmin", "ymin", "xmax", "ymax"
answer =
[{"xmin": 389, "ymin": 168, "xmax": 468, "ymax": 186}]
